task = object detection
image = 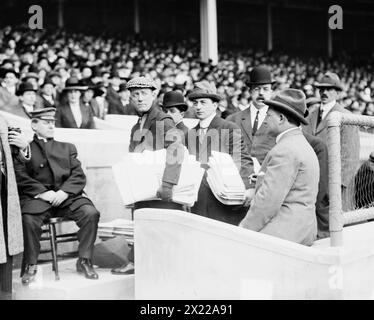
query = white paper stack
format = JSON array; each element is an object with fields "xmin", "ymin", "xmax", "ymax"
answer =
[
  {"xmin": 112, "ymin": 148, "xmax": 204, "ymax": 207},
  {"xmin": 207, "ymin": 151, "xmax": 246, "ymax": 205},
  {"xmin": 98, "ymin": 219, "xmax": 134, "ymax": 244}
]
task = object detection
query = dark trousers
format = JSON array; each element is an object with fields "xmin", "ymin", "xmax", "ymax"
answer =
[
  {"xmin": 22, "ymin": 204, "xmax": 100, "ymax": 265},
  {"xmin": 191, "ymin": 180, "xmax": 247, "ymax": 226},
  {"xmin": 0, "ymin": 173, "xmax": 13, "ymax": 296},
  {"xmin": 128, "ymin": 200, "xmax": 185, "ymax": 263}
]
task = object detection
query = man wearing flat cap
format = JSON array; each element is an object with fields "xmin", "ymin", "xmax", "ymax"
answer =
[
  {"xmin": 227, "ymin": 65, "xmax": 277, "ymax": 165},
  {"xmin": 111, "ymin": 76, "xmax": 184, "ymax": 275},
  {"xmin": 14, "ymin": 108, "xmax": 100, "ymax": 284},
  {"xmin": 187, "ymin": 80, "xmax": 255, "ymax": 226},
  {"xmin": 55, "ymin": 77, "xmax": 95, "ymax": 129},
  {"xmin": 240, "ymin": 89, "xmax": 319, "ymax": 246},
  {"xmin": 304, "ymin": 72, "xmax": 360, "ymax": 211}
]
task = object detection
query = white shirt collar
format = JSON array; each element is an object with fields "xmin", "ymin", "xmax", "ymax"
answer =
[
  {"xmin": 250, "ymin": 102, "xmax": 268, "ymax": 128},
  {"xmin": 36, "ymin": 135, "xmax": 48, "ymax": 142},
  {"xmin": 23, "ymin": 104, "xmax": 34, "ymax": 113},
  {"xmin": 276, "ymin": 127, "xmax": 300, "ymax": 143},
  {"xmin": 320, "ymin": 100, "xmax": 336, "ymax": 119},
  {"xmin": 199, "ymin": 112, "xmax": 216, "ymax": 129}
]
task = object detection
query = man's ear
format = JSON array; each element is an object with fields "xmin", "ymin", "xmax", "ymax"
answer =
[
  {"xmin": 31, "ymin": 121, "xmax": 37, "ymax": 132},
  {"xmin": 181, "ymin": 111, "xmax": 185, "ymax": 118}
]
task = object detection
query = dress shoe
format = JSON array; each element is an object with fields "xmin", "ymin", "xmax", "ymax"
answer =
[
  {"xmin": 21, "ymin": 264, "xmax": 37, "ymax": 285},
  {"xmin": 111, "ymin": 262, "xmax": 135, "ymax": 275},
  {"xmin": 76, "ymin": 258, "xmax": 99, "ymax": 280}
]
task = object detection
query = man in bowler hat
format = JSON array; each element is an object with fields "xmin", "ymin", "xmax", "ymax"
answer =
[
  {"xmin": 227, "ymin": 65, "xmax": 276, "ymax": 164},
  {"xmin": 14, "ymin": 108, "xmax": 100, "ymax": 283},
  {"xmin": 240, "ymin": 89, "xmax": 319, "ymax": 246}
]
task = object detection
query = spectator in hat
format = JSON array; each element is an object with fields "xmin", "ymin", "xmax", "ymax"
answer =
[
  {"xmin": 92, "ymin": 82, "xmax": 108, "ymax": 119},
  {"xmin": 227, "ymin": 66, "xmax": 277, "ymax": 165},
  {"xmin": 240, "ymin": 89, "xmax": 319, "ymax": 246},
  {"xmin": 40, "ymin": 78, "xmax": 57, "ymax": 108},
  {"xmin": 111, "ymin": 76, "xmax": 184, "ymax": 276},
  {"xmin": 14, "ymin": 107, "xmax": 100, "ymax": 284},
  {"xmin": 187, "ymin": 80, "xmax": 255, "ymax": 226},
  {"xmin": 107, "ymin": 83, "xmax": 136, "ymax": 115},
  {"xmin": 55, "ymin": 77, "xmax": 95, "ymax": 129},
  {"xmin": 303, "ymin": 72, "xmax": 360, "ymax": 211},
  {"xmin": 0, "ymin": 68, "xmax": 20, "ymax": 112},
  {"xmin": 161, "ymin": 90, "xmax": 189, "ymax": 143}
]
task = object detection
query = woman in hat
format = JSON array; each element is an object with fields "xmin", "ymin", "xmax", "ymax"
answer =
[{"xmin": 55, "ymin": 77, "xmax": 95, "ymax": 129}]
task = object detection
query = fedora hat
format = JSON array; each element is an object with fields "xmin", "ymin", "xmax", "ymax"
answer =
[
  {"xmin": 314, "ymin": 72, "xmax": 343, "ymax": 91},
  {"xmin": 63, "ymin": 77, "xmax": 88, "ymax": 92},
  {"xmin": 187, "ymin": 80, "xmax": 221, "ymax": 102},
  {"xmin": 161, "ymin": 91, "xmax": 188, "ymax": 112},
  {"xmin": 29, "ymin": 107, "xmax": 56, "ymax": 120},
  {"xmin": 16, "ymin": 82, "xmax": 37, "ymax": 96},
  {"xmin": 246, "ymin": 65, "xmax": 275, "ymax": 86},
  {"xmin": 264, "ymin": 89, "xmax": 309, "ymax": 125}
]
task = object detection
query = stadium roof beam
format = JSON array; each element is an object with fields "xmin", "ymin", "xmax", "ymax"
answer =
[
  {"xmin": 200, "ymin": 0, "xmax": 218, "ymax": 65},
  {"xmin": 58, "ymin": 0, "xmax": 64, "ymax": 28},
  {"xmin": 134, "ymin": 0, "xmax": 140, "ymax": 34},
  {"xmin": 267, "ymin": 3, "xmax": 273, "ymax": 51}
]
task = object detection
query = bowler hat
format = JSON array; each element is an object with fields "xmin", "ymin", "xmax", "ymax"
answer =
[
  {"xmin": 264, "ymin": 89, "xmax": 309, "ymax": 125},
  {"xmin": 16, "ymin": 82, "xmax": 37, "ymax": 96},
  {"xmin": 22, "ymin": 72, "xmax": 39, "ymax": 81},
  {"xmin": 63, "ymin": 77, "xmax": 88, "ymax": 92},
  {"xmin": 246, "ymin": 65, "xmax": 275, "ymax": 86},
  {"xmin": 187, "ymin": 80, "xmax": 221, "ymax": 102},
  {"xmin": 161, "ymin": 91, "xmax": 188, "ymax": 112},
  {"xmin": 30, "ymin": 107, "xmax": 56, "ymax": 120},
  {"xmin": 0, "ymin": 67, "xmax": 19, "ymax": 79},
  {"xmin": 41, "ymin": 78, "xmax": 55, "ymax": 87},
  {"xmin": 314, "ymin": 72, "xmax": 343, "ymax": 91},
  {"xmin": 118, "ymin": 83, "xmax": 128, "ymax": 92}
]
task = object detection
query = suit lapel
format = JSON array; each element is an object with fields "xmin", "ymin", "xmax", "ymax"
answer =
[
  {"xmin": 80, "ymin": 102, "xmax": 87, "ymax": 128},
  {"xmin": 199, "ymin": 114, "xmax": 221, "ymax": 156},
  {"xmin": 315, "ymin": 103, "xmax": 340, "ymax": 135},
  {"xmin": 241, "ymin": 108, "xmax": 253, "ymax": 142},
  {"xmin": 65, "ymin": 104, "xmax": 78, "ymax": 128},
  {"xmin": 308, "ymin": 108, "xmax": 320, "ymax": 135}
]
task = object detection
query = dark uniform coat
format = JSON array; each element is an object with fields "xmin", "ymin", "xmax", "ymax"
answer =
[{"xmin": 14, "ymin": 135, "xmax": 93, "ymax": 214}]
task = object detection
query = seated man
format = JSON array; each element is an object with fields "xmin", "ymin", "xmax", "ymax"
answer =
[
  {"xmin": 14, "ymin": 108, "xmax": 100, "ymax": 284},
  {"xmin": 239, "ymin": 89, "xmax": 319, "ymax": 246}
]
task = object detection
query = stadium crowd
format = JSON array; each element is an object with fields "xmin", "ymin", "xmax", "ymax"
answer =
[{"xmin": 0, "ymin": 25, "xmax": 374, "ymax": 118}]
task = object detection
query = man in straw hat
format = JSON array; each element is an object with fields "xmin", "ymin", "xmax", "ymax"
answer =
[
  {"xmin": 55, "ymin": 77, "xmax": 95, "ymax": 129},
  {"xmin": 15, "ymin": 108, "xmax": 100, "ymax": 283},
  {"xmin": 304, "ymin": 72, "xmax": 360, "ymax": 211},
  {"xmin": 227, "ymin": 65, "xmax": 276, "ymax": 164},
  {"xmin": 111, "ymin": 76, "xmax": 184, "ymax": 275},
  {"xmin": 187, "ymin": 80, "xmax": 255, "ymax": 226},
  {"xmin": 240, "ymin": 89, "xmax": 319, "ymax": 246}
]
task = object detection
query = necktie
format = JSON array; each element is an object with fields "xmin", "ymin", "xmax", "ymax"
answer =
[
  {"xmin": 317, "ymin": 107, "xmax": 324, "ymax": 127},
  {"xmin": 199, "ymin": 127, "xmax": 207, "ymax": 144},
  {"xmin": 252, "ymin": 110, "xmax": 259, "ymax": 135}
]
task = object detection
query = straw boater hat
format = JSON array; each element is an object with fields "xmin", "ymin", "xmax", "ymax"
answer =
[
  {"xmin": 187, "ymin": 80, "xmax": 222, "ymax": 102},
  {"xmin": 62, "ymin": 77, "xmax": 88, "ymax": 92},
  {"xmin": 264, "ymin": 88, "xmax": 309, "ymax": 125}
]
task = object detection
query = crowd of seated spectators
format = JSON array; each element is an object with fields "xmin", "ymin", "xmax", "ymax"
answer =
[{"xmin": 1, "ymin": 24, "xmax": 374, "ymax": 124}]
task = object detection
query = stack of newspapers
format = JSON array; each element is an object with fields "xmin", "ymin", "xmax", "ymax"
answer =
[
  {"xmin": 206, "ymin": 151, "xmax": 246, "ymax": 205},
  {"xmin": 98, "ymin": 219, "xmax": 134, "ymax": 244},
  {"xmin": 112, "ymin": 148, "xmax": 204, "ymax": 207}
]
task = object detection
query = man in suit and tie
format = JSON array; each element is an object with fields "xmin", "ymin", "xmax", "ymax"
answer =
[
  {"xmin": 226, "ymin": 66, "xmax": 276, "ymax": 164},
  {"xmin": 14, "ymin": 108, "xmax": 100, "ymax": 284},
  {"xmin": 107, "ymin": 83, "xmax": 136, "ymax": 115},
  {"xmin": 40, "ymin": 78, "xmax": 57, "ymax": 109},
  {"xmin": 55, "ymin": 77, "xmax": 95, "ymax": 129},
  {"xmin": 161, "ymin": 90, "xmax": 189, "ymax": 144},
  {"xmin": 0, "ymin": 116, "xmax": 30, "ymax": 299},
  {"xmin": 303, "ymin": 72, "xmax": 360, "ymax": 211},
  {"xmin": 187, "ymin": 81, "xmax": 255, "ymax": 226},
  {"xmin": 111, "ymin": 77, "xmax": 184, "ymax": 275},
  {"xmin": 240, "ymin": 89, "xmax": 319, "ymax": 246}
]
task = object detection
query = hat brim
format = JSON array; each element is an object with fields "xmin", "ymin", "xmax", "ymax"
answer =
[
  {"xmin": 246, "ymin": 80, "xmax": 276, "ymax": 86},
  {"xmin": 314, "ymin": 83, "xmax": 343, "ymax": 91},
  {"xmin": 127, "ymin": 85, "xmax": 157, "ymax": 90},
  {"xmin": 16, "ymin": 88, "xmax": 37, "ymax": 95},
  {"xmin": 63, "ymin": 86, "xmax": 88, "ymax": 91},
  {"xmin": 187, "ymin": 92, "xmax": 221, "ymax": 102},
  {"xmin": 264, "ymin": 99, "xmax": 308, "ymax": 125},
  {"xmin": 35, "ymin": 116, "xmax": 56, "ymax": 120},
  {"xmin": 162, "ymin": 102, "xmax": 188, "ymax": 111}
]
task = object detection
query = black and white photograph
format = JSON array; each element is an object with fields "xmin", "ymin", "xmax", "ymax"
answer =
[{"xmin": 0, "ymin": 0, "xmax": 374, "ymax": 306}]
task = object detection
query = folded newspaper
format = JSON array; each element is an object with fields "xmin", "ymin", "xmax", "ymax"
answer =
[
  {"xmin": 207, "ymin": 151, "xmax": 246, "ymax": 205},
  {"xmin": 112, "ymin": 148, "xmax": 204, "ymax": 207}
]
